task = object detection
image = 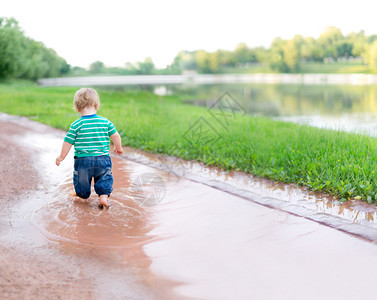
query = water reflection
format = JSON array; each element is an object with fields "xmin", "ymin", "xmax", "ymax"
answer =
[
  {"xmin": 167, "ymin": 84, "xmax": 371, "ymax": 114},
  {"xmin": 99, "ymin": 83, "xmax": 377, "ymax": 134},
  {"xmin": 190, "ymin": 84, "xmax": 377, "ymax": 135}
]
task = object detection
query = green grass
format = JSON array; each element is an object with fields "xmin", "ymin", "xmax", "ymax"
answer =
[
  {"xmin": 221, "ymin": 64, "xmax": 278, "ymax": 74},
  {"xmin": 1, "ymin": 82, "xmax": 377, "ymax": 203},
  {"xmin": 299, "ymin": 61, "xmax": 373, "ymax": 74},
  {"xmin": 222, "ymin": 61, "xmax": 375, "ymax": 74}
]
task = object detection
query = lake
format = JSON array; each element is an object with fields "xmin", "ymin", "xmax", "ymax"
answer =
[
  {"xmin": 113, "ymin": 82, "xmax": 377, "ymax": 137},
  {"xmin": 39, "ymin": 74, "xmax": 377, "ymax": 137}
]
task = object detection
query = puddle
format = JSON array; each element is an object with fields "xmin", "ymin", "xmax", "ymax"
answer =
[
  {"xmin": 0, "ymin": 116, "xmax": 177, "ymax": 299},
  {"xmin": 30, "ymin": 162, "xmax": 154, "ymax": 249},
  {"xmin": 122, "ymin": 147, "xmax": 377, "ymax": 231}
]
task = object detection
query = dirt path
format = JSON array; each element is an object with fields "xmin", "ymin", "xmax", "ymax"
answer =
[
  {"xmin": 0, "ymin": 117, "xmax": 162, "ymax": 299},
  {"xmin": 0, "ymin": 121, "xmax": 93, "ymax": 298},
  {"xmin": 3, "ymin": 114, "xmax": 377, "ymax": 300}
]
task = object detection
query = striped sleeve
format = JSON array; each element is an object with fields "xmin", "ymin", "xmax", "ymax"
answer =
[
  {"xmin": 108, "ymin": 120, "xmax": 117, "ymax": 136},
  {"xmin": 64, "ymin": 123, "xmax": 77, "ymax": 145}
]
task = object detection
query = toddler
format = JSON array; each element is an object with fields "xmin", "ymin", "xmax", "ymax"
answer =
[{"xmin": 56, "ymin": 88, "xmax": 123, "ymax": 208}]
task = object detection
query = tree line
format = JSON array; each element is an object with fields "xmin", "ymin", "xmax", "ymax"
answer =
[
  {"xmin": 82, "ymin": 57, "xmax": 158, "ymax": 76},
  {"xmin": 89, "ymin": 26, "xmax": 377, "ymax": 75},
  {"xmin": 170, "ymin": 27, "xmax": 377, "ymax": 73},
  {"xmin": 3, "ymin": 16, "xmax": 377, "ymax": 79},
  {"xmin": 0, "ymin": 17, "xmax": 69, "ymax": 80}
]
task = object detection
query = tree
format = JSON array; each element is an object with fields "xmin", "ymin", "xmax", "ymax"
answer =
[
  {"xmin": 367, "ymin": 40, "xmax": 377, "ymax": 70},
  {"xmin": 269, "ymin": 38, "xmax": 299, "ymax": 73},
  {"xmin": 233, "ymin": 43, "xmax": 253, "ymax": 64},
  {"xmin": 318, "ymin": 26, "xmax": 344, "ymax": 59},
  {"xmin": 282, "ymin": 40, "xmax": 300, "ymax": 72},
  {"xmin": 347, "ymin": 31, "xmax": 367, "ymax": 57},
  {"xmin": 335, "ymin": 41, "xmax": 353, "ymax": 57},
  {"xmin": 171, "ymin": 50, "xmax": 197, "ymax": 71},
  {"xmin": 253, "ymin": 47, "xmax": 269, "ymax": 63},
  {"xmin": 20, "ymin": 39, "xmax": 49, "ymax": 80},
  {"xmin": 208, "ymin": 51, "xmax": 220, "ymax": 73},
  {"xmin": 0, "ymin": 18, "xmax": 24, "ymax": 79},
  {"xmin": 217, "ymin": 49, "xmax": 236, "ymax": 67},
  {"xmin": 195, "ymin": 50, "xmax": 211, "ymax": 73},
  {"xmin": 89, "ymin": 61, "xmax": 105, "ymax": 74},
  {"xmin": 0, "ymin": 17, "xmax": 69, "ymax": 80},
  {"xmin": 301, "ymin": 37, "xmax": 323, "ymax": 62},
  {"xmin": 270, "ymin": 38, "xmax": 285, "ymax": 72},
  {"xmin": 368, "ymin": 34, "xmax": 377, "ymax": 44},
  {"xmin": 60, "ymin": 60, "xmax": 70, "ymax": 75},
  {"xmin": 136, "ymin": 57, "xmax": 155, "ymax": 74}
]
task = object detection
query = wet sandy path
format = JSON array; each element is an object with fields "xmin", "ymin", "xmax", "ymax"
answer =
[
  {"xmin": 0, "ymin": 116, "xmax": 163, "ymax": 299},
  {"xmin": 3, "ymin": 114, "xmax": 377, "ymax": 299}
]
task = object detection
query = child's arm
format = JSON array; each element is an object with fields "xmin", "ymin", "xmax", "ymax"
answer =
[
  {"xmin": 110, "ymin": 132, "xmax": 123, "ymax": 155},
  {"xmin": 56, "ymin": 141, "xmax": 73, "ymax": 166}
]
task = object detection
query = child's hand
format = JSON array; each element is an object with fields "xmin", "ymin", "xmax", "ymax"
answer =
[
  {"xmin": 56, "ymin": 155, "xmax": 64, "ymax": 166},
  {"xmin": 114, "ymin": 147, "xmax": 123, "ymax": 155},
  {"xmin": 56, "ymin": 142, "xmax": 72, "ymax": 166}
]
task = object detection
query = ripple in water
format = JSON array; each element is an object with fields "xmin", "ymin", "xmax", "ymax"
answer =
[{"xmin": 31, "ymin": 187, "xmax": 156, "ymax": 248}]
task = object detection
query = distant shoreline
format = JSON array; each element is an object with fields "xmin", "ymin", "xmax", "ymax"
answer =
[{"xmin": 38, "ymin": 73, "xmax": 377, "ymax": 87}]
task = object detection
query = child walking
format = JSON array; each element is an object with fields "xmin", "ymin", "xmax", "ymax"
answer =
[{"xmin": 56, "ymin": 88, "xmax": 123, "ymax": 208}]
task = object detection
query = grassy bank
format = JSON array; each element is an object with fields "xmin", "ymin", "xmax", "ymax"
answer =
[{"xmin": 1, "ymin": 81, "xmax": 377, "ymax": 203}]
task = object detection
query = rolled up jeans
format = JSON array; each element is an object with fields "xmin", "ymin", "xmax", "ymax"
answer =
[{"xmin": 73, "ymin": 155, "xmax": 113, "ymax": 199}]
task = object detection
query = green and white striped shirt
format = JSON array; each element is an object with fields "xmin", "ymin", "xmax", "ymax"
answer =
[{"xmin": 64, "ymin": 114, "xmax": 117, "ymax": 157}]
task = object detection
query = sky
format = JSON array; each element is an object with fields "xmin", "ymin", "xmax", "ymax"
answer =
[{"xmin": 2, "ymin": 0, "xmax": 377, "ymax": 68}]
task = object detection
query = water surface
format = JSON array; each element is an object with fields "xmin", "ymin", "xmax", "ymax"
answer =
[{"xmin": 96, "ymin": 82, "xmax": 377, "ymax": 135}]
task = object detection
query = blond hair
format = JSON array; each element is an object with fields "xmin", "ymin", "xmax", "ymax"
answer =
[{"xmin": 73, "ymin": 88, "xmax": 100, "ymax": 111}]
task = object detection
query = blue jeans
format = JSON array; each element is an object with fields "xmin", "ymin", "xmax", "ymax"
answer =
[{"xmin": 73, "ymin": 155, "xmax": 113, "ymax": 199}]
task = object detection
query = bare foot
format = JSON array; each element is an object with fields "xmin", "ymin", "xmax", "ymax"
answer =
[{"xmin": 98, "ymin": 195, "xmax": 109, "ymax": 209}]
